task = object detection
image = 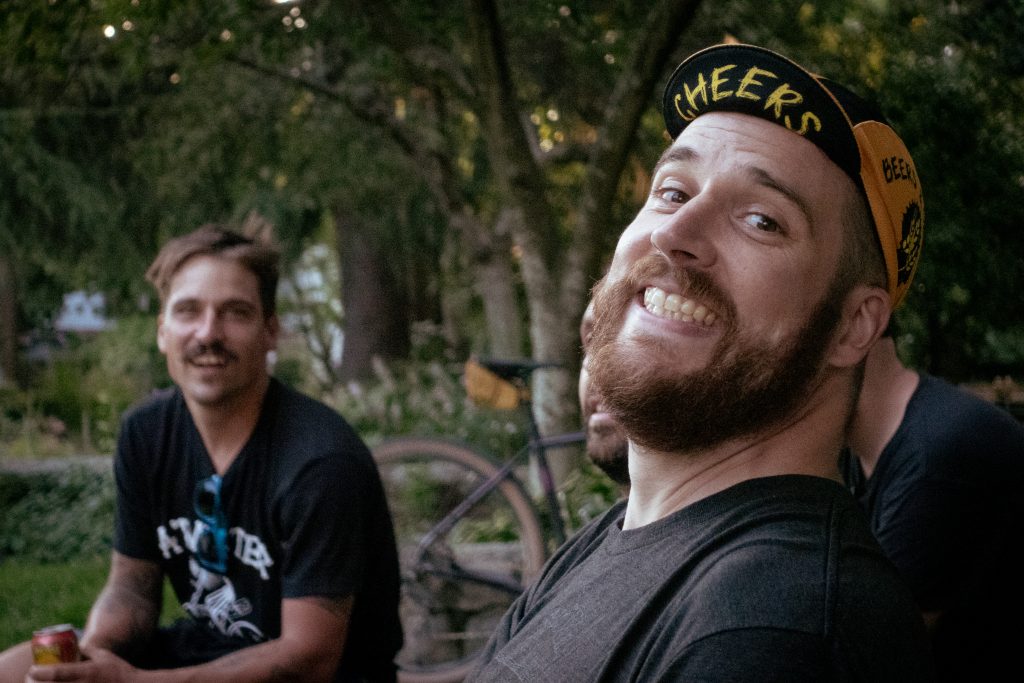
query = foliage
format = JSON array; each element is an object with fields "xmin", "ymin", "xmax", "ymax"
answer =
[
  {"xmin": 325, "ymin": 322, "xmax": 528, "ymax": 457},
  {"xmin": 0, "ymin": 0, "xmax": 157, "ymax": 326},
  {"xmin": 278, "ymin": 242, "xmax": 345, "ymax": 392},
  {"xmin": 1, "ymin": 316, "xmax": 167, "ymax": 456},
  {"xmin": 0, "ymin": 466, "xmax": 115, "ymax": 563},
  {"xmin": 558, "ymin": 457, "xmax": 625, "ymax": 532},
  {"xmin": 1, "ymin": 0, "xmax": 1022, "ymax": 425},
  {"xmin": 0, "ymin": 408, "xmax": 79, "ymax": 460}
]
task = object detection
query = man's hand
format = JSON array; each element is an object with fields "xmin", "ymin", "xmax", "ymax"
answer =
[{"xmin": 27, "ymin": 647, "xmax": 139, "ymax": 683}]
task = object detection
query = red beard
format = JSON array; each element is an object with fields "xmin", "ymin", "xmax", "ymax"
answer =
[{"xmin": 588, "ymin": 254, "xmax": 845, "ymax": 454}]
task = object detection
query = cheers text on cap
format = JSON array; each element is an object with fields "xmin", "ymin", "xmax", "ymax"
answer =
[{"xmin": 662, "ymin": 43, "xmax": 924, "ymax": 308}]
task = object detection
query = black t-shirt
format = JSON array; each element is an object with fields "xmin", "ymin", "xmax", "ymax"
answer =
[
  {"xmin": 113, "ymin": 378, "xmax": 402, "ymax": 682},
  {"xmin": 467, "ymin": 475, "xmax": 934, "ymax": 682},
  {"xmin": 843, "ymin": 374, "xmax": 1024, "ymax": 682}
]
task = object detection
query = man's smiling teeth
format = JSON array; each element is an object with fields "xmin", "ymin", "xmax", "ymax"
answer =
[
  {"xmin": 643, "ymin": 286, "xmax": 717, "ymax": 326},
  {"xmin": 192, "ymin": 354, "xmax": 227, "ymax": 367}
]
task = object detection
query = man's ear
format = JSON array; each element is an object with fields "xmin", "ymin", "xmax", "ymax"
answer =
[
  {"xmin": 156, "ymin": 313, "xmax": 167, "ymax": 354},
  {"xmin": 828, "ymin": 285, "xmax": 891, "ymax": 368}
]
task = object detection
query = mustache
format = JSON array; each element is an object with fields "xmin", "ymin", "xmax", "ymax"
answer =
[
  {"xmin": 591, "ymin": 254, "xmax": 738, "ymax": 334},
  {"xmin": 632, "ymin": 255, "xmax": 735, "ymax": 319},
  {"xmin": 185, "ymin": 341, "xmax": 237, "ymax": 363}
]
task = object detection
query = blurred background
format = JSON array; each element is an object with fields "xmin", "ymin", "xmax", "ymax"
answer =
[{"xmin": 1, "ymin": 0, "xmax": 1022, "ymax": 645}]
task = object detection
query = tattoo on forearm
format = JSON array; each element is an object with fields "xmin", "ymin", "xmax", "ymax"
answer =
[{"xmin": 88, "ymin": 560, "xmax": 163, "ymax": 644}]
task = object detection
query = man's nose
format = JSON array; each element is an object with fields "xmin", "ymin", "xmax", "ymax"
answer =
[
  {"xmin": 194, "ymin": 308, "xmax": 223, "ymax": 341},
  {"xmin": 650, "ymin": 192, "xmax": 720, "ymax": 269}
]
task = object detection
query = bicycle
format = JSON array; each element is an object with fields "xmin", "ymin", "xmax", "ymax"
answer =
[{"xmin": 372, "ymin": 357, "xmax": 588, "ymax": 683}]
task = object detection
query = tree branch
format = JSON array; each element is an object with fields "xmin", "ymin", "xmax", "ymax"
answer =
[
  {"xmin": 464, "ymin": 0, "xmax": 561, "ymax": 273},
  {"xmin": 567, "ymin": 0, "xmax": 705, "ymax": 303}
]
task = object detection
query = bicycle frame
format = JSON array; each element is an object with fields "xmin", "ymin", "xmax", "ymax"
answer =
[{"xmin": 411, "ymin": 402, "xmax": 585, "ymax": 594}]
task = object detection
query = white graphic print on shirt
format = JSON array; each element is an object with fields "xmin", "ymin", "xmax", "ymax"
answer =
[
  {"xmin": 185, "ymin": 558, "xmax": 264, "ymax": 642},
  {"xmin": 156, "ymin": 518, "xmax": 275, "ymax": 641}
]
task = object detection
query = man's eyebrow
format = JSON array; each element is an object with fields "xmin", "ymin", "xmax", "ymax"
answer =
[
  {"xmin": 745, "ymin": 166, "xmax": 812, "ymax": 224},
  {"xmin": 652, "ymin": 146, "xmax": 814, "ymax": 225},
  {"xmin": 168, "ymin": 296, "xmax": 258, "ymax": 311},
  {"xmin": 222, "ymin": 298, "xmax": 258, "ymax": 308},
  {"xmin": 653, "ymin": 145, "xmax": 699, "ymax": 175},
  {"xmin": 169, "ymin": 296, "xmax": 198, "ymax": 308}
]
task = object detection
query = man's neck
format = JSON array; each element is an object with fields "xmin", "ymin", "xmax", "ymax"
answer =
[
  {"xmin": 622, "ymin": 371, "xmax": 850, "ymax": 530},
  {"xmin": 848, "ymin": 338, "xmax": 919, "ymax": 478},
  {"xmin": 185, "ymin": 377, "xmax": 271, "ymax": 474}
]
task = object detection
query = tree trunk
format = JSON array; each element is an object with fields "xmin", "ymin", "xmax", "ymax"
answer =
[
  {"xmin": 336, "ymin": 209, "xmax": 411, "ymax": 381},
  {"xmin": 470, "ymin": 209, "xmax": 524, "ymax": 359},
  {"xmin": 0, "ymin": 253, "xmax": 17, "ymax": 387}
]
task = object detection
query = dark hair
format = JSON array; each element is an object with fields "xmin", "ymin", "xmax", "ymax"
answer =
[
  {"xmin": 145, "ymin": 224, "xmax": 280, "ymax": 316},
  {"xmin": 834, "ymin": 187, "xmax": 887, "ymax": 301}
]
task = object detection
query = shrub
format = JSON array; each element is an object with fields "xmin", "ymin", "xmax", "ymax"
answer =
[
  {"xmin": 3, "ymin": 316, "xmax": 168, "ymax": 457},
  {"xmin": 325, "ymin": 354, "xmax": 527, "ymax": 458},
  {"xmin": 321, "ymin": 328, "xmax": 622, "ymax": 539},
  {"xmin": 0, "ymin": 465, "xmax": 115, "ymax": 563}
]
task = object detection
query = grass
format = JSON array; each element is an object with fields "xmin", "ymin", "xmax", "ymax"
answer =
[{"xmin": 0, "ymin": 556, "xmax": 184, "ymax": 650}]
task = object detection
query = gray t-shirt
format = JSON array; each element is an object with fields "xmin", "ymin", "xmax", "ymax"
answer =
[{"xmin": 468, "ymin": 475, "xmax": 934, "ymax": 682}]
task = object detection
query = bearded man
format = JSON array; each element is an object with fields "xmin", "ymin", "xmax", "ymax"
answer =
[{"xmin": 467, "ymin": 43, "xmax": 934, "ymax": 682}]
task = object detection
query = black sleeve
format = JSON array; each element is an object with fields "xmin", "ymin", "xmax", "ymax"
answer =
[
  {"xmin": 872, "ymin": 471, "xmax": 962, "ymax": 609},
  {"xmin": 111, "ymin": 412, "xmax": 158, "ymax": 561}
]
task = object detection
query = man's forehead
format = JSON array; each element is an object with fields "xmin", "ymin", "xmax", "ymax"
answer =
[
  {"xmin": 663, "ymin": 113, "xmax": 848, "ymax": 196},
  {"xmin": 668, "ymin": 112, "xmax": 830, "ymax": 161},
  {"xmin": 165, "ymin": 256, "xmax": 261, "ymax": 301}
]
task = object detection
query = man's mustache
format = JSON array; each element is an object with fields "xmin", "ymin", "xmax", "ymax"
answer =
[
  {"xmin": 184, "ymin": 341, "xmax": 237, "ymax": 363},
  {"xmin": 591, "ymin": 254, "xmax": 738, "ymax": 338},
  {"xmin": 629, "ymin": 255, "xmax": 735, "ymax": 320}
]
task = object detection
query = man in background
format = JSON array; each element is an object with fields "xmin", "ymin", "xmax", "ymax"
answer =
[
  {"xmin": 845, "ymin": 326, "xmax": 1024, "ymax": 682},
  {"xmin": 578, "ymin": 300, "xmax": 629, "ymax": 487},
  {"xmin": 0, "ymin": 224, "xmax": 402, "ymax": 682}
]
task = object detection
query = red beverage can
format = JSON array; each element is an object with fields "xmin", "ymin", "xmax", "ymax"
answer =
[{"xmin": 31, "ymin": 624, "xmax": 80, "ymax": 664}]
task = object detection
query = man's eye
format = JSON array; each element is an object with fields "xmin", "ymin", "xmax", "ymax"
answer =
[
  {"xmin": 225, "ymin": 305, "xmax": 256, "ymax": 321},
  {"xmin": 653, "ymin": 187, "xmax": 688, "ymax": 205},
  {"xmin": 746, "ymin": 213, "xmax": 782, "ymax": 233},
  {"xmin": 172, "ymin": 303, "xmax": 199, "ymax": 317}
]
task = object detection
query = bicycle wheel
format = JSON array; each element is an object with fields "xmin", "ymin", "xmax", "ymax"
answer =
[{"xmin": 373, "ymin": 437, "xmax": 546, "ymax": 683}]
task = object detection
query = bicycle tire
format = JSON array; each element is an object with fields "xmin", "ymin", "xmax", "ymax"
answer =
[{"xmin": 373, "ymin": 437, "xmax": 546, "ymax": 683}]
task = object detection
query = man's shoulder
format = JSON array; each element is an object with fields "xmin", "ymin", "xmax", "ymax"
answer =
[
  {"xmin": 268, "ymin": 380, "xmax": 359, "ymax": 437},
  {"xmin": 696, "ymin": 478, "xmax": 871, "ymax": 570},
  {"xmin": 121, "ymin": 386, "xmax": 182, "ymax": 428},
  {"xmin": 263, "ymin": 380, "xmax": 373, "ymax": 467},
  {"xmin": 669, "ymin": 479, "xmax": 906, "ymax": 634},
  {"xmin": 915, "ymin": 374, "xmax": 1023, "ymax": 431},
  {"xmin": 902, "ymin": 373, "xmax": 1024, "ymax": 466},
  {"xmin": 523, "ymin": 501, "xmax": 626, "ymax": 595}
]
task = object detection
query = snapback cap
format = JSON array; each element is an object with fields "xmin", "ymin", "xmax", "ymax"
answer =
[{"xmin": 662, "ymin": 43, "xmax": 924, "ymax": 308}]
